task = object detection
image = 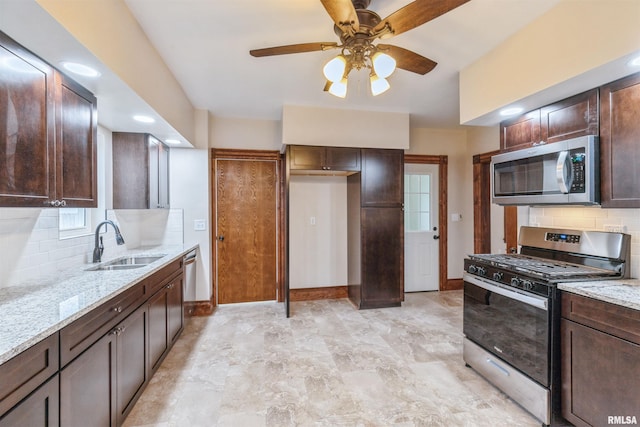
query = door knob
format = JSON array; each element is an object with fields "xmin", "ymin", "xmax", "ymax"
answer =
[
  {"xmin": 218, "ymin": 235, "xmax": 225, "ymax": 242},
  {"xmin": 433, "ymin": 235, "xmax": 440, "ymax": 240}
]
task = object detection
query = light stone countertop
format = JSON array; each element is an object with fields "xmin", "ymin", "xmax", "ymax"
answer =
[
  {"xmin": 0, "ymin": 244, "xmax": 198, "ymax": 365},
  {"xmin": 558, "ymin": 278, "xmax": 640, "ymax": 311}
]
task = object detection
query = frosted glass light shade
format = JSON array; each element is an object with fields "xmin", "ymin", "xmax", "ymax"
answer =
[
  {"xmin": 328, "ymin": 78, "xmax": 348, "ymax": 98},
  {"xmin": 370, "ymin": 75, "xmax": 390, "ymax": 96},
  {"xmin": 372, "ymin": 52, "xmax": 396, "ymax": 78},
  {"xmin": 323, "ymin": 55, "xmax": 347, "ymax": 83}
]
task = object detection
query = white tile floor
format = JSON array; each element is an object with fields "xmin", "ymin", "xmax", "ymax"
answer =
[{"xmin": 123, "ymin": 291, "xmax": 540, "ymax": 427}]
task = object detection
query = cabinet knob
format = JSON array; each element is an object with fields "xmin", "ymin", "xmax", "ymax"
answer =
[
  {"xmin": 60, "ymin": 200, "xmax": 67, "ymax": 207},
  {"xmin": 111, "ymin": 306, "xmax": 123, "ymax": 313}
]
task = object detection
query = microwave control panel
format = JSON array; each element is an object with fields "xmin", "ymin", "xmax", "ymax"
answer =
[{"xmin": 569, "ymin": 153, "xmax": 586, "ymax": 193}]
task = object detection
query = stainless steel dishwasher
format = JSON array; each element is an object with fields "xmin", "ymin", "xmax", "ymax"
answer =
[{"xmin": 183, "ymin": 250, "xmax": 197, "ymax": 302}]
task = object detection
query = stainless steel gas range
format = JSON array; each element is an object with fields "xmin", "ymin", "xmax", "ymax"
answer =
[{"xmin": 463, "ymin": 226, "xmax": 631, "ymax": 426}]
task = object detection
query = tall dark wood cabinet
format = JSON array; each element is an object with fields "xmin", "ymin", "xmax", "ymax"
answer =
[
  {"xmin": 600, "ymin": 71, "xmax": 640, "ymax": 208},
  {"xmin": 112, "ymin": 133, "xmax": 170, "ymax": 209},
  {"xmin": 349, "ymin": 149, "xmax": 404, "ymax": 309},
  {"xmin": 0, "ymin": 30, "xmax": 97, "ymax": 208},
  {"xmin": 500, "ymin": 89, "xmax": 599, "ymax": 152},
  {"xmin": 561, "ymin": 292, "xmax": 640, "ymax": 427}
]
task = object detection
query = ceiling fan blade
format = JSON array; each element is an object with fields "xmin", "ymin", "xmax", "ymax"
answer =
[
  {"xmin": 320, "ymin": 0, "xmax": 360, "ymax": 33},
  {"xmin": 377, "ymin": 44, "xmax": 437, "ymax": 75},
  {"xmin": 250, "ymin": 42, "xmax": 338, "ymax": 57},
  {"xmin": 374, "ymin": 0, "xmax": 470, "ymax": 38}
]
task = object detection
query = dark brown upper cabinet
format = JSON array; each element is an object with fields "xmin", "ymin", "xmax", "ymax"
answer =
[
  {"xmin": 289, "ymin": 145, "xmax": 360, "ymax": 172},
  {"xmin": 0, "ymin": 31, "xmax": 97, "ymax": 208},
  {"xmin": 600, "ymin": 72, "xmax": 640, "ymax": 208},
  {"xmin": 500, "ymin": 89, "xmax": 599, "ymax": 152},
  {"xmin": 112, "ymin": 133, "xmax": 170, "ymax": 209},
  {"xmin": 361, "ymin": 148, "xmax": 403, "ymax": 207}
]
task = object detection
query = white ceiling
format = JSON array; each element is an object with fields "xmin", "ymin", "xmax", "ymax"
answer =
[{"xmin": 123, "ymin": 0, "xmax": 561, "ymax": 129}]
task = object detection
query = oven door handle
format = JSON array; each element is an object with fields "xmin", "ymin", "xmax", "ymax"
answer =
[{"xmin": 464, "ymin": 273, "xmax": 548, "ymax": 311}]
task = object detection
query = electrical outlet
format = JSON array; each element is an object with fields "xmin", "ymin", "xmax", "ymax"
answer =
[{"xmin": 604, "ymin": 224, "xmax": 625, "ymax": 233}]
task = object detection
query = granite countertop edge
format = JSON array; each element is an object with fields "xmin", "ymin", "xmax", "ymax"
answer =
[
  {"xmin": 0, "ymin": 244, "xmax": 198, "ymax": 365},
  {"xmin": 558, "ymin": 278, "xmax": 640, "ymax": 311}
]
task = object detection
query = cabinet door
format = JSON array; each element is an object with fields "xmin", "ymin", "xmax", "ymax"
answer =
[
  {"xmin": 288, "ymin": 146, "xmax": 325, "ymax": 170},
  {"xmin": 561, "ymin": 319, "xmax": 640, "ymax": 427},
  {"xmin": 56, "ymin": 72, "xmax": 97, "ymax": 207},
  {"xmin": 167, "ymin": 275, "xmax": 184, "ymax": 346},
  {"xmin": 0, "ymin": 375, "xmax": 59, "ymax": 427},
  {"xmin": 0, "ymin": 32, "xmax": 55, "ymax": 207},
  {"xmin": 60, "ymin": 332, "xmax": 116, "ymax": 427},
  {"xmin": 148, "ymin": 287, "xmax": 169, "ymax": 373},
  {"xmin": 600, "ymin": 72, "xmax": 640, "ymax": 208},
  {"xmin": 325, "ymin": 147, "xmax": 360, "ymax": 171},
  {"xmin": 500, "ymin": 110, "xmax": 541, "ymax": 152},
  {"xmin": 540, "ymin": 89, "xmax": 599, "ymax": 144},
  {"xmin": 361, "ymin": 149, "xmax": 403, "ymax": 207},
  {"xmin": 116, "ymin": 305, "xmax": 148, "ymax": 426},
  {"xmin": 112, "ymin": 132, "xmax": 150, "ymax": 209},
  {"xmin": 360, "ymin": 207, "xmax": 403, "ymax": 308}
]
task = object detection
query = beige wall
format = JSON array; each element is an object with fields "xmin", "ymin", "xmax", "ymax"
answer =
[
  {"xmin": 289, "ymin": 176, "xmax": 348, "ymax": 289},
  {"xmin": 282, "ymin": 105, "xmax": 410, "ymax": 149},
  {"xmin": 460, "ymin": 0, "xmax": 640, "ymax": 124},
  {"xmin": 210, "ymin": 116, "xmax": 281, "ymax": 150}
]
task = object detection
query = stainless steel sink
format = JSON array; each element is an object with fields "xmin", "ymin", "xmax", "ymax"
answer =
[{"xmin": 87, "ymin": 254, "xmax": 166, "ymax": 271}]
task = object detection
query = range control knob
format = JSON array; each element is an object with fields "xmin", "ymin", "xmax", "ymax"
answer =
[
  {"xmin": 492, "ymin": 272, "xmax": 504, "ymax": 281},
  {"xmin": 521, "ymin": 280, "xmax": 533, "ymax": 290},
  {"xmin": 477, "ymin": 267, "xmax": 487, "ymax": 276},
  {"xmin": 468, "ymin": 265, "xmax": 477, "ymax": 274},
  {"xmin": 510, "ymin": 277, "xmax": 521, "ymax": 287}
]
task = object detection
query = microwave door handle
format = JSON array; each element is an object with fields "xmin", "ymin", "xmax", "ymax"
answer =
[{"xmin": 556, "ymin": 150, "xmax": 570, "ymax": 194}]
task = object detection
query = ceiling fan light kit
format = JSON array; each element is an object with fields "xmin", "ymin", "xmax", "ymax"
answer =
[{"xmin": 250, "ymin": 0, "xmax": 471, "ymax": 97}]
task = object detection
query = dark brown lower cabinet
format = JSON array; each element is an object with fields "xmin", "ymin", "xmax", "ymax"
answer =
[
  {"xmin": 561, "ymin": 293, "xmax": 640, "ymax": 427},
  {"xmin": 60, "ymin": 329, "xmax": 116, "ymax": 427},
  {"xmin": 0, "ymin": 375, "xmax": 59, "ymax": 427},
  {"xmin": 349, "ymin": 207, "xmax": 403, "ymax": 309},
  {"xmin": 116, "ymin": 305, "xmax": 148, "ymax": 426},
  {"xmin": 61, "ymin": 303, "xmax": 149, "ymax": 427},
  {"xmin": 149, "ymin": 274, "xmax": 184, "ymax": 373}
]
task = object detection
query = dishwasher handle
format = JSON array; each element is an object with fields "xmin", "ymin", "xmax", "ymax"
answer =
[{"xmin": 183, "ymin": 251, "xmax": 197, "ymax": 266}]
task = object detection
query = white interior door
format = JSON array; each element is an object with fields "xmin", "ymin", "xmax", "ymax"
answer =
[{"xmin": 404, "ymin": 164, "xmax": 439, "ymax": 292}]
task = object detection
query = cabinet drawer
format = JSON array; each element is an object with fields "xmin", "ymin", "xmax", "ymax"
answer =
[
  {"xmin": 145, "ymin": 259, "xmax": 183, "ymax": 296},
  {"xmin": 561, "ymin": 292, "xmax": 640, "ymax": 345},
  {"xmin": 60, "ymin": 283, "xmax": 145, "ymax": 366},
  {"xmin": 0, "ymin": 333, "xmax": 58, "ymax": 416}
]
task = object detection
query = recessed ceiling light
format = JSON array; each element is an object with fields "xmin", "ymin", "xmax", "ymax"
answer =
[
  {"xmin": 133, "ymin": 115, "xmax": 155, "ymax": 123},
  {"xmin": 627, "ymin": 55, "xmax": 640, "ymax": 67},
  {"xmin": 165, "ymin": 139, "xmax": 181, "ymax": 145},
  {"xmin": 61, "ymin": 62, "xmax": 100, "ymax": 77},
  {"xmin": 500, "ymin": 107, "xmax": 524, "ymax": 116}
]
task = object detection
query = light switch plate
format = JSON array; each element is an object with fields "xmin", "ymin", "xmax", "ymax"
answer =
[{"xmin": 194, "ymin": 219, "xmax": 206, "ymax": 231}]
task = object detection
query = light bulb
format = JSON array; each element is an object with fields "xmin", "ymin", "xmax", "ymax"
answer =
[
  {"xmin": 370, "ymin": 74, "xmax": 390, "ymax": 96},
  {"xmin": 372, "ymin": 52, "xmax": 396, "ymax": 79},
  {"xmin": 328, "ymin": 78, "xmax": 348, "ymax": 98},
  {"xmin": 323, "ymin": 55, "xmax": 347, "ymax": 83}
]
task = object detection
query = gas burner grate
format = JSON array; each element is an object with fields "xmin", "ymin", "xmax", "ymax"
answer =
[{"xmin": 468, "ymin": 253, "xmax": 616, "ymax": 280}]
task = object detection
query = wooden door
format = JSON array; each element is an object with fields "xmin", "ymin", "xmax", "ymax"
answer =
[{"xmin": 216, "ymin": 159, "xmax": 277, "ymax": 304}]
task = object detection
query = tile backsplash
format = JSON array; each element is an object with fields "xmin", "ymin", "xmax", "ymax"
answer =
[
  {"xmin": 0, "ymin": 208, "xmax": 183, "ymax": 288},
  {"xmin": 528, "ymin": 206, "xmax": 640, "ymax": 279}
]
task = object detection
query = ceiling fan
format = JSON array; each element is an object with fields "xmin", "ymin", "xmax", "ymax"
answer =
[{"xmin": 250, "ymin": 0, "xmax": 470, "ymax": 97}]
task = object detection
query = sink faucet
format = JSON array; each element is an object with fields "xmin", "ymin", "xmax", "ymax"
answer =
[{"xmin": 93, "ymin": 220, "xmax": 125, "ymax": 263}]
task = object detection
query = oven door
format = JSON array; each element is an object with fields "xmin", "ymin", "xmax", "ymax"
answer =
[{"xmin": 463, "ymin": 273, "xmax": 550, "ymax": 387}]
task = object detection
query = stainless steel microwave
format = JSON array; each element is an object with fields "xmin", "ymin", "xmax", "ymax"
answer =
[{"xmin": 491, "ymin": 135, "xmax": 599, "ymax": 206}]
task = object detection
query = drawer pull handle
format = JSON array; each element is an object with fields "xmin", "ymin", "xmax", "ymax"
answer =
[
  {"xmin": 486, "ymin": 358, "xmax": 510, "ymax": 376},
  {"xmin": 111, "ymin": 306, "xmax": 123, "ymax": 313}
]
